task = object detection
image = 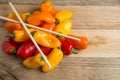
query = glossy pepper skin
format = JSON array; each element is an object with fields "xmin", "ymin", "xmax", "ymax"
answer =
[
  {"xmin": 42, "ymin": 48, "xmax": 63, "ymax": 72},
  {"xmin": 23, "ymin": 53, "xmax": 46, "ymax": 69},
  {"xmin": 54, "ymin": 19, "xmax": 72, "ymax": 35},
  {"xmin": 8, "ymin": 37, "xmax": 23, "ymax": 46},
  {"xmin": 41, "ymin": 22, "xmax": 56, "ymax": 31},
  {"xmin": 60, "ymin": 39, "xmax": 76, "ymax": 55},
  {"xmin": 2, "ymin": 41, "xmax": 17, "ymax": 55},
  {"xmin": 55, "ymin": 10, "xmax": 73, "ymax": 24},
  {"xmin": 4, "ymin": 22, "xmax": 22, "ymax": 33},
  {"xmin": 40, "ymin": 0, "xmax": 57, "ymax": 16},
  {"xmin": 33, "ymin": 46, "xmax": 52, "ymax": 56},
  {"xmin": 66, "ymin": 34, "xmax": 88, "ymax": 50},
  {"xmin": 33, "ymin": 30, "xmax": 61, "ymax": 48},
  {"xmin": 12, "ymin": 28, "xmax": 36, "ymax": 42},
  {"xmin": 17, "ymin": 40, "xmax": 37, "ymax": 59},
  {"xmin": 26, "ymin": 12, "xmax": 55, "ymax": 26},
  {"xmin": 7, "ymin": 12, "xmax": 31, "ymax": 22}
]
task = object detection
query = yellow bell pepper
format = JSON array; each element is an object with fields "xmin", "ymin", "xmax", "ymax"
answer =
[
  {"xmin": 54, "ymin": 19, "xmax": 72, "ymax": 35},
  {"xmin": 7, "ymin": 12, "xmax": 31, "ymax": 22},
  {"xmin": 33, "ymin": 30, "xmax": 61, "ymax": 48},
  {"xmin": 55, "ymin": 10, "xmax": 72, "ymax": 24},
  {"xmin": 42, "ymin": 48, "xmax": 63, "ymax": 72},
  {"xmin": 12, "ymin": 28, "xmax": 36, "ymax": 42},
  {"xmin": 23, "ymin": 53, "xmax": 46, "ymax": 69}
]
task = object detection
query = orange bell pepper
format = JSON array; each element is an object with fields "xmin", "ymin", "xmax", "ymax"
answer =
[
  {"xmin": 41, "ymin": 22, "xmax": 56, "ymax": 30},
  {"xmin": 26, "ymin": 12, "xmax": 55, "ymax": 26},
  {"xmin": 4, "ymin": 21, "xmax": 22, "ymax": 33},
  {"xmin": 40, "ymin": 0, "xmax": 57, "ymax": 16}
]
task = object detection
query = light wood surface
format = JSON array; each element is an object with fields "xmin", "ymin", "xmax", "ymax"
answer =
[{"xmin": 0, "ymin": 4, "xmax": 120, "ymax": 80}]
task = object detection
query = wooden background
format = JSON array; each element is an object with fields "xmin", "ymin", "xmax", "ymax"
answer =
[{"xmin": 0, "ymin": 0, "xmax": 120, "ymax": 80}]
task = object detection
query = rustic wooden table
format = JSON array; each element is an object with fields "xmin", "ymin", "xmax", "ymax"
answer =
[{"xmin": 0, "ymin": 0, "xmax": 120, "ymax": 80}]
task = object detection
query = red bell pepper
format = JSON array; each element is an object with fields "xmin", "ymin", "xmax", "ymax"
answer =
[
  {"xmin": 33, "ymin": 46, "xmax": 52, "ymax": 56},
  {"xmin": 60, "ymin": 39, "xmax": 77, "ymax": 55},
  {"xmin": 17, "ymin": 40, "xmax": 37, "ymax": 59},
  {"xmin": 8, "ymin": 37, "xmax": 23, "ymax": 46},
  {"xmin": 2, "ymin": 40, "xmax": 17, "ymax": 55},
  {"xmin": 66, "ymin": 34, "xmax": 88, "ymax": 50}
]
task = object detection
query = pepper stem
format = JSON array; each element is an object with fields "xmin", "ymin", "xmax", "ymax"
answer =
[
  {"xmin": 31, "ymin": 31, "xmax": 36, "ymax": 36},
  {"xmin": 11, "ymin": 48, "xmax": 16, "ymax": 54},
  {"xmin": 70, "ymin": 48, "xmax": 77, "ymax": 54},
  {"xmin": 10, "ymin": 33, "xmax": 15, "ymax": 38},
  {"xmin": 55, "ymin": 18, "xmax": 60, "ymax": 25}
]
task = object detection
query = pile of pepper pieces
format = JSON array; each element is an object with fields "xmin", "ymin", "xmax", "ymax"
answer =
[{"xmin": 1, "ymin": 0, "xmax": 88, "ymax": 72}]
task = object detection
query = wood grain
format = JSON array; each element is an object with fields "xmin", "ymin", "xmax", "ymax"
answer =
[
  {"xmin": 0, "ymin": 4, "xmax": 120, "ymax": 80},
  {"xmin": 1, "ymin": 0, "xmax": 120, "ymax": 6},
  {"xmin": 1, "ymin": 5, "xmax": 120, "ymax": 29}
]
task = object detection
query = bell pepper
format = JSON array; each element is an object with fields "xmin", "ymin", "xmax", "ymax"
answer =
[
  {"xmin": 54, "ymin": 19, "xmax": 72, "ymax": 35},
  {"xmin": 33, "ymin": 46, "xmax": 52, "ymax": 56},
  {"xmin": 8, "ymin": 37, "xmax": 23, "ymax": 46},
  {"xmin": 26, "ymin": 12, "xmax": 55, "ymax": 26},
  {"xmin": 41, "ymin": 22, "xmax": 56, "ymax": 31},
  {"xmin": 23, "ymin": 53, "xmax": 46, "ymax": 69},
  {"xmin": 66, "ymin": 34, "xmax": 88, "ymax": 50},
  {"xmin": 4, "ymin": 21, "xmax": 22, "ymax": 33},
  {"xmin": 42, "ymin": 48, "xmax": 63, "ymax": 72},
  {"xmin": 60, "ymin": 39, "xmax": 76, "ymax": 55},
  {"xmin": 33, "ymin": 30, "xmax": 61, "ymax": 48},
  {"xmin": 17, "ymin": 40, "xmax": 37, "ymax": 59},
  {"xmin": 11, "ymin": 28, "xmax": 36, "ymax": 42},
  {"xmin": 7, "ymin": 12, "xmax": 31, "ymax": 22},
  {"xmin": 2, "ymin": 40, "xmax": 17, "ymax": 55},
  {"xmin": 40, "ymin": 0, "xmax": 57, "ymax": 16},
  {"xmin": 55, "ymin": 10, "xmax": 73, "ymax": 24}
]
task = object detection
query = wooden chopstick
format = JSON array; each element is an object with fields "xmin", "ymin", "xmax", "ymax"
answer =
[
  {"xmin": 8, "ymin": 2, "xmax": 51, "ymax": 68},
  {"xmin": 0, "ymin": 16, "xmax": 80, "ymax": 41}
]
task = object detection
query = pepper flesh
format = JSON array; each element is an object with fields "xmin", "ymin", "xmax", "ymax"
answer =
[
  {"xmin": 54, "ymin": 19, "xmax": 72, "ymax": 35},
  {"xmin": 42, "ymin": 48, "xmax": 63, "ymax": 72},
  {"xmin": 33, "ymin": 30, "xmax": 61, "ymax": 48},
  {"xmin": 55, "ymin": 10, "xmax": 73, "ymax": 24},
  {"xmin": 23, "ymin": 53, "xmax": 46, "ymax": 69}
]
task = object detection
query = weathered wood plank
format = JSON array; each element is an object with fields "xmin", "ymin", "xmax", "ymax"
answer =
[
  {"xmin": 1, "ymin": 0, "xmax": 120, "ymax": 6},
  {"xmin": 0, "ymin": 4, "xmax": 120, "ymax": 80},
  {"xmin": 1, "ymin": 5, "xmax": 120, "ymax": 29}
]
